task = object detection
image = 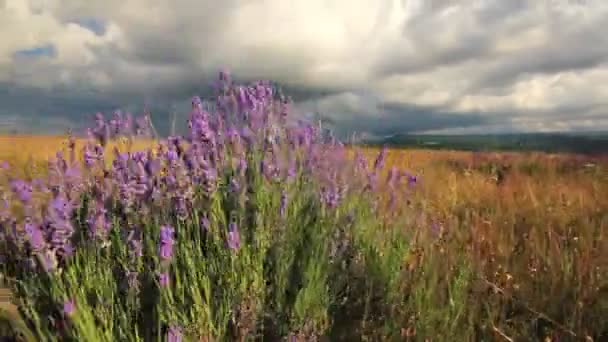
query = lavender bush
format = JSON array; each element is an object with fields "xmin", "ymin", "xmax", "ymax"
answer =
[{"xmin": 0, "ymin": 72, "xmax": 424, "ymax": 341}]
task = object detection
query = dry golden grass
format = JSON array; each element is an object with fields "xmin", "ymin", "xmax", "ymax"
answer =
[
  {"xmin": 0, "ymin": 134, "xmax": 154, "ymax": 179},
  {"xmin": 0, "ymin": 135, "xmax": 607, "ymax": 339},
  {"xmin": 2, "ymin": 135, "xmax": 606, "ymax": 215}
]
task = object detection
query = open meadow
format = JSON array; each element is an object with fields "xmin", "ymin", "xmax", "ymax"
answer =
[{"xmin": 0, "ymin": 77, "xmax": 606, "ymax": 341}]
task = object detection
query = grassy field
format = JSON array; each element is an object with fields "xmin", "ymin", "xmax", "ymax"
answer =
[
  {"xmin": 1, "ymin": 133, "xmax": 606, "ymax": 341},
  {"xmin": 0, "ymin": 75, "xmax": 606, "ymax": 341}
]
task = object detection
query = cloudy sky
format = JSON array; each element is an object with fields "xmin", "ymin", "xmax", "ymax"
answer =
[{"xmin": 1, "ymin": 0, "xmax": 607, "ymax": 137}]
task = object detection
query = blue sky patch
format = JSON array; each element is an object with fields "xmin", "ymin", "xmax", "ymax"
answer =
[{"xmin": 13, "ymin": 44, "xmax": 56, "ymax": 59}]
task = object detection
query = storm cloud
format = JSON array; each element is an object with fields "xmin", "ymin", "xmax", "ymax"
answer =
[{"xmin": 1, "ymin": 0, "xmax": 607, "ymax": 136}]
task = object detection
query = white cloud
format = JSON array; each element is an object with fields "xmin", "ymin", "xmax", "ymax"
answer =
[{"xmin": 0, "ymin": 0, "xmax": 607, "ymax": 134}]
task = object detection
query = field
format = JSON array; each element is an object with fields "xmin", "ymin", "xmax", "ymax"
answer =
[{"xmin": 0, "ymin": 78, "xmax": 606, "ymax": 341}]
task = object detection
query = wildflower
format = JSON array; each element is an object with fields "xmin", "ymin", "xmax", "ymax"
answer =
[
  {"xmin": 321, "ymin": 187, "xmax": 341, "ymax": 208},
  {"xmin": 24, "ymin": 220, "xmax": 45, "ymax": 252},
  {"xmin": 159, "ymin": 272, "xmax": 170, "ymax": 287},
  {"xmin": 87, "ymin": 202, "xmax": 110, "ymax": 241},
  {"xmin": 402, "ymin": 172, "xmax": 418, "ymax": 186},
  {"xmin": 229, "ymin": 178, "xmax": 241, "ymax": 193},
  {"xmin": 167, "ymin": 325, "xmax": 182, "ymax": 342},
  {"xmin": 159, "ymin": 242, "xmax": 174, "ymax": 261},
  {"xmin": 237, "ymin": 157, "xmax": 247, "ymax": 176},
  {"xmin": 127, "ymin": 230, "xmax": 143, "ymax": 259},
  {"xmin": 10, "ymin": 180, "xmax": 33, "ymax": 203},
  {"xmin": 92, "ymin": 112, "xmax": 110, "ymax": 146},
  {"xmin": 373, "ymin": 147, "xmax": 387, "ymax": 171},
  {"xmin": 192, "ymin": 96, "xmax": 203, "ymax": 109},
  {"xmin": 200, "ymin": 216, "xmax": 210, "ymax": 232},
  {"xmin": 408, "ymin": 174, "xmax": 418, "ymax": 186},
  {"xmin": 83, "ymin": 143, "xmax": 104, "ymax": 168},
  {"xmin": 45, "ymin": 194, "xmax": 75, "ymax": 257},
  {"xmin": 172, "ymin": 194, "xmax": 189, "ymax": 219},
  {"xmin": 227, "ymin": 222, "xmax": 241, "ymax": 250},
  {"xmin": 159, "ymin": 225, "xmax": 175, "ymax": 260},
  {"xmin": 63, "ymin": 299, "xmax": 76, "ymax": 317},
  {"xmin": 160, "ymin": 225, "xmax": 175, "ymax": 244}
]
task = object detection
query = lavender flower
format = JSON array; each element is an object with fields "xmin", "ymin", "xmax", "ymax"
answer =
[
  {"xmin": 63, "ymin": 299, "xmax": 76, "ymax": 317},
  {"xmin": 159, "ymin": 242, "xmax": 174, "ymax": 260},
  {"xmin": 373, "ymin": 147, "xmax": 387, "ymax": 171},
  {"xmin": 87, "ymin": 202, "xmax": 110, "ymax": 241},
  {"xmin": 321, "ymin": 187, "xmax": 341, "ymax": 208},
  {"xmin": 201, "ymin": 216, "xmax": 210, "ymax": 232},
  {"xmin": 128, "ymin": 231, "xmax": 143, "ymax": 259},
  {"xmin": 167, "ymin": 325, "xmax": 182, "ymax": 342},
  {"xmin": 229, "ymin": 178, "xmax": 241, "ymax": 193},
  {"xmin": 10, "ymin": 180, "xmax": 33, "ymax": 203},
  {"xmin": 408, "ymin": 174, "xmax": 418, "ymax": 186},
  {"xmin": 159, "ymin": 272, "xmax": 170, "ymax": 287},
  {"xmin": 45, "ymin": 194, "xmax": 75, "ymax": 257},
  {"xmin": 237, "ymin": 158, "xmax": 247, "ymax": 176},
  {"xmin": 227, "ymin": 222, "xmax": 241, "ymax": 250},
  {"xmin": 24, "ymin": 220, "xmax": 45, "ymax": 252},
  {"xmin": 159, "ymin": 225, "xmax": 175, "ymax": 261}
]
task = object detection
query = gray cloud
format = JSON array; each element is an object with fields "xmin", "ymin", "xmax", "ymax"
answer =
[{"xmin": 1, "ymin": 0, "xmax": 608, "ymax": 136}]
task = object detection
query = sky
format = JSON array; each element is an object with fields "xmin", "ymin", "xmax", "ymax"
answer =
[{"xmin": 1, "ymin": 0, "xmax": 608, "ymax": 138}]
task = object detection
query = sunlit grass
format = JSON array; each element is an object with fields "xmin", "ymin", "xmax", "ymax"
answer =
[{"xmin": 0, "ymin": 131, "xmax": 606, "ymax": 340}]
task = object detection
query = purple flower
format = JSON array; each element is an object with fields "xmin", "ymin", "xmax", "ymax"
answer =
[
  {"xmin": 229, "ymin": 178, "xmax": 240, "ymax": 193},
  {"xmin": 24, "ymin": 221, "xmax": 45, "ymax": 252},
  {"xmin": 166, "ymin": 150, "xmax": 179, "ymax": 162},
  {"xmin": 192, "ymin": 96, "xmax": 203, "ymax": 109},
  {"xmin": 159, "ymin": 225, "xmax": 175, "ymax": 261},
  {"xmin": 280, "ymin": 191, "xmax": 288, "ymax": 217},
  {"xmin": 83, "ymin": 143, "xmax": 104, "ymax": 168},
  {"xmin": 63, "ymin": 299, "xmax": 76, "ymax": 317},
  {"xmin": 145, "ymin": 157, "xmax": 161, "ymax": 176},
  {"xmin": 159, "ymin": 272, "xmax": 170, "ymax": 287},
  {"xmin": 237, "ymin": 158, "xmax": 247, "ymax": 175},
  {"xmin": 87, "ymin": 203, "xmax": 110, "ymax": 241},
  {"xmin": 159, "ymin": 243, "xmax": 174, "ymax": 260},
  {"xmin": 408, "ymin": 174, "xmax": 418, "ymax": 186},
  {"xmin": 287, "ymin": 160, "xmax": 297, "ymax": 181},
  {"xmin": 373, "ymin": 147, "xmax": 387, "ymax": 171},
  {"xmin": 129, "ymin": 238, "xmax": 143, "ymax": 258},
  {"xmin": 321, "ymin": 187, "xmax": 341, "ymax": 208},
  {"xmin": 227, "ymin": 222, "xmax": 241, "ymax": 250},
  {"xmin": 201, "ymin": 216, "xmax": 210, "ymax": 232},
  {"xmin": 167, "ymin": 325, "xmax": 182, "ymax": 342},
  {"xmin": 160, "ymin": 225, "xmax": 175, "ymax": 245},
  {"xmin": 10, "ymin": 180, "xmax": 33, "ymax": 203},
  {"xmin": 45, "ymin": 194, "xmax": 75, "ymax": 256}
]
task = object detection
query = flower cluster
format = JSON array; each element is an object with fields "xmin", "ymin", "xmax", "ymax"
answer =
[{"xmin": 0, "ymin": 71, "xmax": 419, "ymax": 340}]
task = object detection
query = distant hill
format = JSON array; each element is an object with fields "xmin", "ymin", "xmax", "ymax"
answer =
[{"xmin": 363, "ymin": 132, "xmax": 608, "ymax": 155}]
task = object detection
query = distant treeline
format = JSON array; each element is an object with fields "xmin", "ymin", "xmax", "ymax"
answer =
[{"xmin": 363, "ymin": 133, "xmax": 608, "ymax": 155}]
